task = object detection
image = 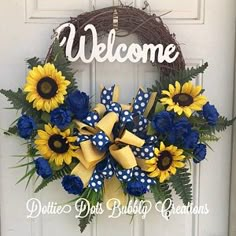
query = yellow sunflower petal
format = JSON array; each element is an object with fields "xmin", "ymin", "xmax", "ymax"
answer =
[
  {"xmin": 148, "ymin": 169, "xmax": 160, "ymax": 178},
  {"xmin": 160, "ymin": 142, "xmax": 165, "ymax": 151},
  {"xmin": 159, "ymin": 171, "xmax": 169, "ymax": 183},
  {"xmin": 169, "ymin": 84, "xmax": 175, "ymax": 94},
  {"xmin": 173, "ymin": 161, "xmax": 185, "ymax": 168},
  {"xmin": 183, "ymin": 107, "xmax": 193, "ymax": 117},
  {"xmin": 174, "ymin": 81, "xmax": 181, "ymax": 94},
  {"xmin": 169, "ymin": 167, "xmax": 177, "ymax": 175},
  {"xmin": 191, "ymin": 85, "xmax": 202, "ymax": 97}
]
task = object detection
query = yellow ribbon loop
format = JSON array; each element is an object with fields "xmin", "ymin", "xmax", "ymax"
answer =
[
  {"xmin": 75, "ymin": 120, "xmax": 97, "ymax": 135},
  {"xmin": 121, "ymin": 104, "xmax": 132, "ymax": 111},
  {"xmin": 144, "ymin": 92, "xmax": 157, "ymax": 117},
  {"xmin": 109, "ymin": 144, "xmax": 137, "ymax": 169},
  {"xmin": 96, "ymin": 112, "xmax": 119, "ymax": 141},
  {"xmin": 71, "ymin": 162, "xmax": 95, "ymax": 187},
  {"xmin": 93, "ymin": 103, "xmax": 106, "ymax": 118},
  {"xmin": 115, "ymin": 129, "xmax": 145, "ymax": 147},
  {"xmin": 77, "ymin": 140, "xmax": 105, "ymax": 169},
  {"xmin": 104, "ymin": 176, "xmax": 128, "ymax": 208},
  {"xmin": 136, "ymin": 157, "xmax": 157, "ymax": 172}
]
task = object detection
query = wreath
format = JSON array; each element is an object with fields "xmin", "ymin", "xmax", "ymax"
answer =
[{"xmin": 0, "ymin": 6, "xmax": 235, "ymax": 232}]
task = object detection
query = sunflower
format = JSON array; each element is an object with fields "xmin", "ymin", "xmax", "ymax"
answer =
[
  {"xmin": 143, "ymin": 142, "xmax": 185, "ymax": 183},
  {"xmin": 160, "ymin": 81, "xmax": 207, "ymax": 117},
  {"xmin": 24, "ymin": 63, "xmax": 71, "ymax": 112},
  {"xmin": 35, "ymin": 124, "xmax": 78, "ymax": 166}
]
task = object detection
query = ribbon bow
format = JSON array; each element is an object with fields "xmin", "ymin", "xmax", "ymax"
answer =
[{"xmin": 71, "ymin": 85, "xmax": 157, "ymax": 202}]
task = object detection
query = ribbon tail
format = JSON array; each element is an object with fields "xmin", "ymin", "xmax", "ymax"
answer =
[
  {"xmin": 104, "ymin": 176, "xmax": 128, "ymax": 208},
  {"xmin": 144, "ymin": 92, "xmax": 157, "ymax": 117},
  {"xmin": 71, "ymin": 163, "xmax": 95, "ymax": 187},
  {"xmin": 110, "ymin": 144, "xmax": 137, "ymax": 169}
]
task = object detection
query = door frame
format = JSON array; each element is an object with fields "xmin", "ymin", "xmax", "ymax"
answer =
[{"xmin": 229, "ymin": 24, "xmax": 236, "ymax": 236}]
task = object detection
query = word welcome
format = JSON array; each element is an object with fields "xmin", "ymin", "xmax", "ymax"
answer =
[
  {"xmin": 55, "ymin": 23, "xmax": 179, "ymax": 64},
  {"xmin": 26, "ymin": 198, "xmax": 209, "ymax": 220}
]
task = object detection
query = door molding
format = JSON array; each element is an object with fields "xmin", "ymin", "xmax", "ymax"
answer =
[{"xmin": 229, "ymin": 22, "xmax": 236, "ymax": 236}]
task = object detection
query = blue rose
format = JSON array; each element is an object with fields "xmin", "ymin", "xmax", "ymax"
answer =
[
  {"xmin": 35, "ymin": 157, "xmax": 52, "ymax": 179},
  {"xmin": 183, "ymin": 130, "xmax": 199, "ymax": 149},
  {"xmin": 174, "ymin": 118, "xmax": 192, "ymax": 136},
  {"xmin": 193, "ymin": 144, "xmax": 207, "ymax": 163},
  {"xmin": 17, "ymin": 115, "xmax": 36, "ymax": 139},
  {"xmin": 203, "ymin": 102, "xmax": 219, "ymax": 126},
  {"xmin": 167, "ymin": 117, "xmax": 192, "ymax": 144},
  {"xmin": 50, "ymin": 108, "xmax": 71, "ymax": 129},
  {"xmin": 152, "ymin": 111, "xmax": 174, "ymax": 134},
  {"xmin": 62, "ymin": 175, "xmax": 84, "ymax": 195},
  {"xmin": 66, "ymin": 90, "xmax": 89, "ymax": 120},
  {"xmin": 126, "ymin": 180, "xmax": 148, "ymax": 197}
]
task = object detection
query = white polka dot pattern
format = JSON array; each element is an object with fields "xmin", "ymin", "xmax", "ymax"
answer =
[
  {"xmin": 91, "ymin": 131, "xmax": 110, "ymax": 151},
  {"xmin": 132, "ymin": 89, "xmax": 151, "ymax": 115},
  {"xmin": 101, "ymin": 85, "xmax": 115, "ymax": 108},
  {"xmin": 132, "ymin": 145, "xmax": 155, "ymax": 159},
  {"xmin": 83, "ymin": 111, "xmax": 100, "ymax": 127}
]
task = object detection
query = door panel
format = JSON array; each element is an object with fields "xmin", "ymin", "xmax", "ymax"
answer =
[{"xmin": 0, "ymin": 0, "xmax": 235, "ymax": 236}]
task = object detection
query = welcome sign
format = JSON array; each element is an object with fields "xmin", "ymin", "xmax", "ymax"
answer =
[{"xmin": 55, "ymin": 23, "xmax": 180, "ymax": 64}]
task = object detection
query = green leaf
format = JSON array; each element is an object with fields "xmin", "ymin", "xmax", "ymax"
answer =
[
  {"xmin": 200, "ymin": 134, "xmax": 220, "ymax": 142},
  {"xmin": 151, "ymin": 181, "xmax": 172, "ymax": 210},
  {"xmin": 11, "ymin": 161, "xmax": 34, "ymax": 169},
  {"xmin": 16, "ymin": 168, "xmax": 36, "ymax": 185},
  {"xmin": 149, "ymin": 63, "xmax": 208, "ymax": 97},
  {"xmin": 0, "ymin": 88, "xmax": 42, "ymax": 120},
  {"xmin": 34, "ymin": 165, "xmax": 71, "ymax": 193},
  {"xmin": 48, "ymin": 40, "xmax": 77, "ymax": 92},
  {"xmin": 209, "ymin": 116, "xmax": 236, "ymax": 133},
  {"xmin": 147, "ymin": 123, "xmax": 156, "ymax": 135},
  {"xmin": 77, "ymin": 188, "xmax": 102, "ymax": 233},
  {"xmin": 154, "ymin": 102, "xmax": 165, "ymax": 113},
  {"xmin": 4, "ymin": 125, "xmax": 18, "ymax": 136},
  {"xmin": 170, "ymin": 168, "xmax": 192, "ymax": 206},
  {"xmin": 27, "ymin": 57, "xmax": 43, "ymax": 69},
  {"xmin": 79, "ymin": 212, "xmax": 95, "ymax": 233},
  {"xmin": 41, "ymin": 112, "xmax": 50, "ymax": 123}
]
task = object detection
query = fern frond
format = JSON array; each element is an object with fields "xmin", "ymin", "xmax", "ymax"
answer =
[
  {"xmin": 34, "ymin": 165, "xmax": 71, "ymax": 193},
  {"xmin": 209, "ymin": 116, "xmax": 236, "ymax": 133},
  {"xmin": 0, "ymin": 88, "xmax": 41, "ymax": 119},
  {"xmin": 149, "ymin": 63, "xmax": 208, "ymax": 97},
  {"xmin": 200, "ymin": 134, "xmax": 220, "ymax": 142},
  {"xmin": 49, "ymin": 40, "xmax": 77, "ymax": 92},
  {"xmin": 170, "ymin": 168, "xmax": 192, "ymax": 206},
  {"xmin": 79, "ymin": 213, "xmax": 95, "ymax": 233},
  {"xmin": 150, "ymin": 181, "xmax": 172, "ymax": 210},
  {"xmin": 27, "ymin": 57, "xmax": 43, "ymax": 69}
]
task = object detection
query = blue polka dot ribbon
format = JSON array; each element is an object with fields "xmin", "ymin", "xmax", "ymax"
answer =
[
  {"xmin": 132, "ymin": 89, "xmax": 151, "ymax": 115},
  {"xmin": 83, "ymin": 111, "xmax": 100, "ymax": 127},
  {"xmin": 132, "ymin": 144, "xmax": 155, "ymax": 160},
  {"xmin": 115, "ymin": 168, "xmax": 133, "ymax": 182},
  {"xmin": 72, "ymin": 85, "xmax": 157, "ymax": 194},
  {"xmin": 132, "ymin": 115, "xmax": 148, "ymax": 134},
  {"xmin": 75, "ymin": 134, "xmax": 90, "ymax": 145},
  {"xmin": 107, "ymin": 102, "xmax": 122, "ymax": 114},
  {"xmin": 92, "ymin": 131, "xmax": 110, "ymax": 152},
  {"xmin": 101, "ymin": 85, "xmax": 116, "ymax": 108},
  {"xmin": 133, "ymin": 166, "xmax": 156, "ymax": 189},
  {"xmin": 88, "ymin": 157, "xmax": 114, "ymax": 192}
]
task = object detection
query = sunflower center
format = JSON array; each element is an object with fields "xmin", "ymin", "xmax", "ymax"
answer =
[
  {"xmin": 37, "ymin": 77, "xmax": 58, "ymax": 99},
  {"xmin": 173, "ymin": 93, "xmax": 193, "ymax": 106},
  {"xmin": 157, "ymin": 151, "xmax": 173, "ymax": 171},
  {"xmin": 48, "ymin": 134, "xmax": 69, "ymax": 154}
]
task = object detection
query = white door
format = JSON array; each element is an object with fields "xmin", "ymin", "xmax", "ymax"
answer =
[{"xmin": 0, "ymin": 0, "xmax": 235, "ymax": 236}]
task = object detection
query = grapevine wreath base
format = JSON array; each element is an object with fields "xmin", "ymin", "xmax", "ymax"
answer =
[{"xmin": 0, "ymin": 5, "xmax": 235, "ymax": 233}]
